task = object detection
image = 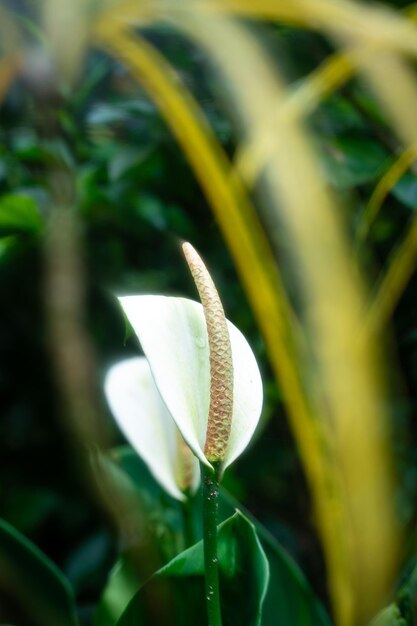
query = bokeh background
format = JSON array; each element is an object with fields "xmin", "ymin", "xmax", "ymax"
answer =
[{"xmin": 2, "ymin": 0, "xmax": 417, "ymax": 624}]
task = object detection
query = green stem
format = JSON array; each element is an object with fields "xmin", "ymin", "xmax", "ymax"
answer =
[{"xmin": 201, "ymin": 461, "xmax": 222, "ymax": 626}]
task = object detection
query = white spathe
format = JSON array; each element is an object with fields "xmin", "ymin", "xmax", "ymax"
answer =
[
  {"xmin": 118, "ymin": 295, "xmax": 263, "ymax": 471},
  {"xmin": 104, "ymin": 356, "xmax": 199, "ymax": 501}
]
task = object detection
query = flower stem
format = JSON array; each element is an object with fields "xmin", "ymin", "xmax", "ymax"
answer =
[{"xmin": 201, "ymin": 461, "xmax": 222, "ymax": 626}]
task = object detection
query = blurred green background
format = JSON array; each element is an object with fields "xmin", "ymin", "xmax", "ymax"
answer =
[{"xmin": 2, "ymin": 1, "xmax": 417, "ymax": 623}]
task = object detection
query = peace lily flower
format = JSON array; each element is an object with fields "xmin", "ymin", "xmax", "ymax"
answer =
[
  {"xmin": 104, "ymin": 243, "xmax": 263, "ymax": 500},
  {"xmin": 105, "ymin": 356, "xmax": 199, "ymax": 501}
]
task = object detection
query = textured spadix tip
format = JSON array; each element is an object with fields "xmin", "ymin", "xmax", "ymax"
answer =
[
  {"xmin": 182, "ymin": 242, "xmax": 234, "ymax": 463},
  {"xmin": 182, "ymin": 242, "xmax": 199, "ymax": 267}
]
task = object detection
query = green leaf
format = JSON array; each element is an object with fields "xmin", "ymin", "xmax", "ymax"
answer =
[
  {"xmin": 92, "ymin": 449, "xmax": 184, "ymax": 626},
  {"xmin": 392, "ymin": 173, "xmax": 417, "ymax": 210},
  {"xmin": 0, "ymin": 194, "xmax": 43, "ymax": 236},
  {"xmin": 115, "ymin": 511, "xmax": 269, "ymax": 626},
  {"xmin": 368, "ymin": 606, "xmax": 406, "ymax": 626},
  {"xmin": 0, "ymin": 517, "xmax": 79, "ymax": 626},
  {"xmin": 94, "ymin": 557, "xmax": 142, "ymax": 626},
  {"xmin": 95, "ymin": 447, "xmax": 331, "ymax": 626},
  {"xmin": 320, "ymin": 136, "xmax": 389, "ymax": 188},
  {"xmin": 218, "ymin": 491, "xmax": 331, "ymax": 626},
  {"xmin": 108, "ymin": 146, "xmax": 154, "ymax": 182}
]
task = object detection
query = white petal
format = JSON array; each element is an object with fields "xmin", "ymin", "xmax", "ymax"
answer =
[
  {"xmin": 223, "ymin": 320, "xmax": 263, "ymax": 470},
  {"xmin": 119, "ymin": 296, "xmax": 210, "ymax": 466},
  {"xmin": 104, "ymin": 357, "xmax": 190, "ymax": 501},
  {"xmin": 119, "ymin": 296, "xmax": 263, "ymax": 469}
]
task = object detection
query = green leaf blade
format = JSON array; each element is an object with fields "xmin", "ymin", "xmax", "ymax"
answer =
[
  {"xmin": 113, "ymin": 511, "xmax": 269, "ymax": 626},
  {"xmin": 0, "ymin": 517, "xmax": 79, "ymax": 626},
  {"xmin": 0, "ymin": 193, "xmax": 43, "ymax": 236}
]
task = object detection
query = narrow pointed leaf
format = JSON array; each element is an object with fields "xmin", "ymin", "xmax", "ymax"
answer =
[
  {"xmin": 218, "ymin": 491, "xmax": 331, "ymax": 626},
  {"xmin": 91, "ymin": 450, "xmax": 185, "ymax": 626},
  {"xmin": 0, "ymin": 517, "xmax": 79, "ymax": 626},
  {"xmin": 113, "ymin": 511, "xmax": 269, "ymax": 626},
  {"xmin": 118, "ymin": 296, "xmax": 263, "ymax": 468},
  {"xmin": 94, "ymin": 557, "xmax": 141, "ymax": 626}
]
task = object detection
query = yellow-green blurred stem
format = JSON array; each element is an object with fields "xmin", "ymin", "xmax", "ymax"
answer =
[{"xmin": 201, "ymin": 461, "xmax": 222, "ymax": 626}]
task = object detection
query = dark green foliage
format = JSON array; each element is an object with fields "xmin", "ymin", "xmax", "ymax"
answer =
[
  {"xmin": 0, "ymin": 193, "xmax": 43, "ymax": 235},
  {"xmin": 0, "ymin": 517, "xmax": 79, "ymax": 626},
  {"xmin": 319, "ymin": 135, "xmax": 390, "ymax": 189},
  {"xmin": 94, "ymin": 447, "xmax": 330, "ymax": 626}
]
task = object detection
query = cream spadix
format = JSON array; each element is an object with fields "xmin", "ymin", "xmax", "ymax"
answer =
[
  {"xmin": 182, "ymin": 242, "xmax": 233, "ymax": 463},
  {"xmin": 104, "ymin": 356, "xmax": 199, "ymax": 501},
  {"xmin": 118, "ymin": 291, "xmax": 263, "ymax": 471}
]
